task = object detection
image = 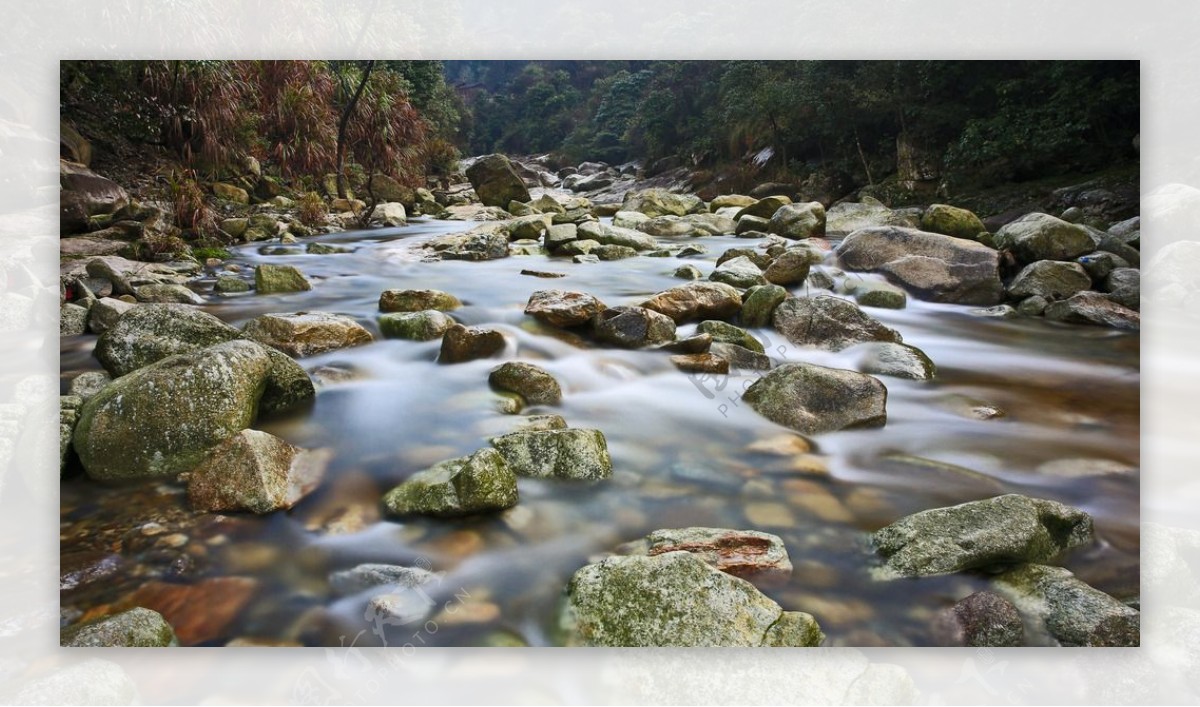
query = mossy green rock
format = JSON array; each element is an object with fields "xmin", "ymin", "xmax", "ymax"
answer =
[
  {"xmin": 465, "ymin": 154, "xmax": 531, "ymax": 208},
  {"xmin": 991, "ymin": 563, "xmax": 1139, "ymax": 647},
  {"xmin": 743, "ymin": 362, "xmax": 887, "ymax": 435},
  {"xmin": 734, "ymin": 195, "xmax": 792, "ymax": 221},
  {"xmin": 620, "ymin": 188, "xmax": 705, "ymax": 218},
  {"xmin": 214, "ymin": 275, "xmax": 251, "ymax": 293},
  {"xmin": 378, "ymin": 310, "xmax": 454, "ymax": 340},
  {"xmin": 772, "ymin": 296, "xmax": 902, "ymax": 351},
  {"xmin": 740, "ymin": 285, "xmax": 788, "ymax": 328},
  {"xmin": 768, "ymin": 201, "xmax": 826, "ymax": 240},
  {"xmin": 697, "ymin": 320, "xmax": 764, "ymax": 354},
  {"xmin": 505, "ymin": 213, "xmax": 552, "ymax": 240},
  {"xmin": 1007, "ymin": 260, "xmax": 1092, "ymax": 300},
  {"xmin": 382, "ymin": 448, "xmax": 518, "ymax": 517},
  {"xmin": 254, "ymin": 264, "xmax": 311, "ymax": 294},
  {"xmin": 763, "ymin": 250, "xmax": 812, "ymax": 286},
  {"xmin": 61, "ymin": 607, "xmax": 178, "ymax": 647},
  {"xmin": 871, "ymin": 494, "xmax": 1094, "ymax": 578},
  {"xmin": 95, "ymin": 303, "xmax": 242, "ymax": 377},
  {"xmin": 921, "ymin": 203, "xmax": 987, "ymax": 240},
  {"xmin": 560, "ymin": 551, "xmax": 823, "ymax": 646},
  {"xmin": 73, "ymin": 340, "xmax": 281, "ymax": 482},
  {"xmin": 488, "ymin": 362, "xmax": 562, "ymax": 405},
  {"xmin": 378, "ymin": 288, "xmax": 461, "ymax": 313},
  {"xmin": 491, "ymin": 428, "xmax": 612, "ymax": 480},
  {"xmin": 851, "ymin": 280, "xmax": 908, "ymax": 309}
]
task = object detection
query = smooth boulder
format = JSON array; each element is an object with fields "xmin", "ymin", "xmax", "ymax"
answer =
[
  {"xmin": 525, "ymin": 290, "xmax": 606, "ymax": 328},
  {"xmin": 254, "ymin": 264, "xmax": 312, "ymax": 294},
  {"xmin": 920, "ymin": 204, "xmax": 986, "ymax": 240},
  {"xmin": 742, "ymin": 362, "xmax": 888, "ymax": 435},
  {"xmin": 592, "ymin": 306, "xmax": 676, "ymax": 348},
  {"xmin": 1044, "ymin": 292, "xmax": 1140, "ymax": 330},
  {"xmin": 379, "ymin": 289, "xmax": 461, "ymax": 313},
  {"xmin": 378, "ymin": 310, "xmax": 454, "ymax": 341},
  {"xmin": 772, "ymin": 296, "xmax": 902, "ymax": 351},
  {"xmin": 1007, "ymin": 261, "xmax": 1092, "ymax": 301},
  {"xmin": 991, "ymin": 564, "xmax": 1139, "ymax": 647},
  {"xmin": 465, "ymin": 154, "xmax": 531, "ymax": 208},
  {"xmin": 488, "ymin": 362, "xmax": 562, "ymax": 405},
  {"xmin": 439, "ymin": 324, "xmax": 507, "ymax": 363},
  {"xmin": 491, "ymin": 428, "xmax": 612, "ymax": 480},
  {"xmin": 768, "ymin": 201, "xmax": 825, "ymax": 240},
  {"xmin": 382, "ymin": 448, "xmax": 518, "ymax": 517},
  {"xmin": 187, "ymin": 429, "xmax": 329, "ymax": 513},
  {"xmin": 621, "ymin": 188, "xmax": 704, "ymax": 218},
  {"xmin": 242, "ymin": 312, "xmax": 372, "ymax": 357},
  {"xmin": 994, "ymin": 213, "xmax": 1096, "ymax": 263},
  {"xmin": 95, "ymin": 304, "xmax": 240, "ymax": 377},
  {"xmin": 641, "ymin": 282, "xmax": 742, "ymax": 324}
]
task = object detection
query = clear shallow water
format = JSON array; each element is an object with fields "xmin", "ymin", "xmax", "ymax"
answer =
[{"xmin": 60, "ymin": 217, "xmax": 1139, "ymax": 647}]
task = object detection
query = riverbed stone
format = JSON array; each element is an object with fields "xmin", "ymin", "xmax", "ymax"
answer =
[
  {"xmin": 612, "ymin": 210, "xmax": 651, "ymax": 229},
  {"xmin": 61, "ymin": 302, "xmax": 89, "ymax": 335},
  {"xmin": 768, "ymin": 201, "xmax": 825, "ymax": 240},
  {"xmin": 621, "ymin": 188, "xmax": 705, "ymax": 218},
  {"xmin": 658, "ymin": 333, "xmax": 713, "ymax": 354},
  {"xmin": 466, "ymin": 154, "xmax": 531, "ymax": 207},
  {"xmin": 593, "ymin": 244, "xmax": 638, "ymax": 260},
  {"xmin": 506, "ymin": 213, "xmax": 552, "ymax": 241},
  {"xmin": 740, "ymin": 285, "xmax": 788, "ymax": 328},
  {"xmin": 743, "ymin": 362, "xmax": 887, "ymax": 435},
  {"xmin": 489, "ymin": 362, "xmax": 562, "ymax": 405},
  {"xmin": 710, "ymin": 194, "xmax": 757, "ymax": 211},
  {"xmin": 933, "ymin": 591, "xmax": 1024, "ymax": 647},
  {"xmin": 856, "ymin": 342, "xmax": 936, "ymax": 380},
  {"xmin": 187, "ymin": 429, "xmax": 329, "ymax": 513},
  {"xmin": 378, "ymin": 310, "xmax": 455, "ymax": 340},
  {"xmin": 1044, "ymin": 291, "xmax": 1140, "ymax": 330},
  {"xmin": 254, "ymin": 264, "xmax": 311, "ymax": 294},
  {"xmin": 1007, "ymin": 260, "xmax": 1092, "ymax": 301},
  {"xmin": 593, "ymin": 306, "xmax": 676, "ymax": 348},
  {"xmin": 1077, "ymin": 251, "xmax": 1130, "ymax": 282},
  {"xmin": 711, "ymin": 342, "xmax": 771, "ymax": 370},
  {"xmin": 425, "ymin": 226, "xmax": 511, "ymax": 261},
  {"xmin": 379, "ymin": 288, "xmax": 461, "ymax": 313},
  {"xmin": 763, "ymin": 250, "xmax": 812, "ymax": 286},
  {"xmin": 992, "ymin": 564, "xmax": 1139, "ymax": 647},
  {"xmin": 133, "ymin": 283, "xmax": 204, "ymax": 304},
  {"xmin": 734, "ymin": 195, "xmax": 791, "ymax": 221},
  {"xmin": 582, "ymin": 222, "xmax": 659, "ymax": 250},
  {"xmin": 491, "ymin": 428, "xmax": 612, "ymax": 480},
  {"xmin": 710, "ymin": 256, "xmax": 766, "ymax": 289},
  {"xmin": 697, "ymin": 320, "xmax": 763, "ymax": 353},
  {"xmin": 735, "ymin": 215, "xmax": 771, "ymax": 236},
  {"xmin": 994, "ymin": 213, "xmax": 1096, "ymax": 263},
  {"xmin": 525, "ymin": 290, "xmax": 606, "ymax": 328},
  {"xmin": 641, "ymin": 281, "xmax": 742, "ymax": 324},
  {"xmin": 544, "ymin": 223, "xmax": 578, "ymax": 252},
  {"xmin": 673, "ymin": 264, "xmax": 703, "ymax": 280},
  {"xmin": 214, "ymin": 274, "xmax": 251, "ymax": 293},
  {"xmin": 242, "ymin": 312, "xmax": 373, "ymax": 357},
  {"xmin": 871, "ymin": 494, "xmax": 1094, "ymax": 578},
  {"xmin": 921, "ymin": 204, "xmax": 987, "ymax": 240},
  {"xmin": 329, "ymin": 563, "xmax": 439, "ymax": 597},
  {"xmin": 95, "ymin": 303, "xmax": 241, "ymax": 376},
  {"xmin": 60, "ymin": 607, "xmax": 177, "ymax": 647},
  {"xmin": 439, "ymin": 324, "xmax": 507, "ymax": 363},
  {"xmin": 382, "ymin": 448, "xmax": 518, "ymax": 517},
  {"xmin": 836, "ymin": 226, "xmax": 1004, "ymax": 305},
  {"xmin": 560, "ymin": 551, "xmax": 822, "ymax": 647},
  {"xmin": 669, "ymin": 353, "xmax": 729, "ymax": 374},
  {"xmin": 825, "ymin": 198, "xmax": 921, "ymax": 236},
  {"xmin": 68, "ymin": 370, "xmax": 112, "ymax": 401},
  {"xmin": 772, "ymin": 296, "xmax": 901, "ymax": 351},
  {"xmin": 631, "ymin": 527, "xmax": 794, "ymax": 584},
  {"xmin": 850, "ymin": 280, "xmax": 907, "ymax": 309}
]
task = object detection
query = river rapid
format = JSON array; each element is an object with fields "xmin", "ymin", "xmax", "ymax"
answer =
[{"xmin": 60, "ymin": 214, "xmax": 1139, "ymax": 647}]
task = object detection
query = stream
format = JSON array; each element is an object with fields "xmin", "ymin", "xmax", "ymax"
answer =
[{"xmin": 59, "ymin": 215, "xmax": 1140, "ymax": 647}]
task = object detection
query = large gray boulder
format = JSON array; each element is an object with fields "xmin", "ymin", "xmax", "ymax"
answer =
[
  {"xmin": 1007, "ymin": 260, "xmax": 1093, "ymax": 301},
  {"xmin": 836, "ymin": 226, "xmax": 1004, "ymax": 305},
  {"xmin": 491, "ymin": 428, "xmax": 612, "ymax": 480},
  {"xmin": 871, "ymin": 494, "xmax": 1094, "ymax": 578},
  {"xmin": 742, "ymin": 362, "xmax": 887, "ymax": 435},
  {"xmin": 641, "ymin": 282, "xmax": 743, "ymax": 324},
  {"xmin": 825, "ymin": 198, "xmax": 920, "ymax": 237},
  {"xmin": 424, "ymin": 225, "xmax": 510, "ymax": 261},
  {"xmin": 94, "ymin": 304, "xmax": 240, "ymax": 377},
  {"xmin": 1044, "ymin": 292, "xmax": 1140, "ymax": 330},
  {"xmin": 242, "ymin": 312, "xmax": 373, "ymax": 357},
  {"xmin": 187, "ymin": 429, "xmax": 329, "ymax": 513},
  {"xmin": 994, "ymin": 213, "xmax": 1096, "ymax": 263},
  {"xmin": 992, "ymin": 564, "xmax": 1139, "ymax": 647},
  {"xmin": 621, "ymin": 188, "xmax": 705, "ymax": 218},
  {"xmin": 772, "ymin": 296, "xmax": 902, "ymax": 351},
  {"xmin": 60, "ymin": 160, "xmax": 130, "ymax": 235},
  {"xmin": 560, "ymin": 551, "xmax": 822, "ymax": 646},
  {"xmin": 465, "ymin": 154, "xmax": 531, "ymax": 208},
  {"xmin": 382, "ymin": 448, "xmax": 518, "ymax": 517},
  {"xmin": 768, "ymin": 201, "xmax": 825, "ymax": 239}
]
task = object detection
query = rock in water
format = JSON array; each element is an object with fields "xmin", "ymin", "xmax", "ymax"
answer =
[
  {"xmin": 490, "ymin": 428, "xmax": 612, "ymax": 480},
  {"xmin": 593, "ymin": 306, "xmax": 676, "ymax": 348},
  {"xmin": 871, "ymin": 494, "xmax": 1094, "ymax": 578},
  {"xmin": 439, "ymin": 324, "xmax": 507, "ymax": 363},
  {"xmin": 1044, "ymin": 291, "xmax": 1140, "ymax": 330},
  {"xmin": 424, "ymin": 226, "xmax": 510, "ymax": 261},
  {"xmin": 772, "ymin": 296, "xmax": 902, "ymax": 351},
  {"xmin": 329, "ymin": 563, "xmax": 440, "ymax": 597},
  {"xmin": 378, "ymin": 289, "xmax": 461, "ymax": 312},
  {"xmin": 73, "ymin": 340, "xmax": 284, "ymax": 482},
  {"xmin": 734, "ymin": 195, "xmax": 791, "ymax": 221},
  {"xmin": 525, "ymin": 290, "xmax": 606, "ymax": 328},
  {"xmin": 743, "ymin": 362, "xmax": 887, "ymax": 435},
  {"xmin": 710, "ymin": 256, "xmax": 767, "ymax": 288},
  {"xmin": 60, "ymin": 607, "xmax": 177, "ymax": 647},
  {"xmin": 641, "ymin": 281, "xmax": 743, "ymax": 324},
  {"xmin": 559, "ymin": 551, "xmax": 822, "ymax": 646},
  {"xmin": 932, "ymin": 591, "xmax": 1024, "ymax": 647},
  {"xmin": 856, "ymin": 342, "xmax": 936, "ymax": 380},
  {"xmin": 740, "ymin": 284, "xmax": 788, "ymax": 328},
  {"xmin": 254, "ymin": 264, "xmax": 312, "ymax": 294},
  {"xmin": 836, "ymin": 226, "xmax": 1004, "ymax": 305},
  {"xmin": 242, "ymin": 312, "xmax": 373, "ymax": 357},
  {"xmin": 378, "ymin": 310, "xmax": 455, "ymax": 341},
  {"xmin": 993, "ymin": 213, "xmax": 1096, "ymax": 263},
  {"xmin": 697, "ymin": 320, "xmax": 763, "ymax": 353},
  {"xmin": 621, "ymin": 188, "xmax": 705, "ymax": 218},
  {"xmin": 763, "ymin": 250, "xmax": 812, "ymax": 286},
  {"xmin": 95, "ymin": 303, "xmax": 241, "ymax": 376},
  {"xmin": 488, "ymin": 362, "xmax": 562, "ymax": 405},
  {"xmin": 992, "ymin": 564, "xmax": 1139, "ymax": 646},
  {"xmin": 825, "ymin": 198, "xmax": 920, "ymax": 237},
  {"xmin": 767, "ymin": 201, "xmax": 826, "ymax": 239},
  {"xmin": 1007, "ymin": 260, "xmax": 1092, "ymax": 301},
  {"xmin": 465, "ymin": 154, "xmax": 531, "ymax": 207},
  {"xmin": 920, "ymin": 204, "xmax": 986, "ymax": 240},
  {"xmin": 629, "ymin": 527, "xmax": 793, "ymax": 585},
  {"xmin": 187, "ymin": 430, "xmax": 330, "ymax": 513},
  {"xmin": 382, "ymin": 448, "xmax": 518, "ymax": 517}
]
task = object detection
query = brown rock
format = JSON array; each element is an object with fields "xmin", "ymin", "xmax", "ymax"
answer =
[
  {"xmin": 439, "ymin": 324, "xmax": 506, "ymax": 363},
  {"xmin": 524, "ymin": 289, "xmax": 606, "ymax": 328}
]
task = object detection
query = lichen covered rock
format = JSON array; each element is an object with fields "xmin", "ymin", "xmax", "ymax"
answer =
[
  {"xmin": 743, "ymin": 362, "xmax": 887, "ymax": 435},
  {"xmin": 242, "ymin": 312, "xmax": 372, "ymax": 357},
  {"xmin": 60, "ymin": 607, "xmax": 177, "ymax": 647},
  {"xmin": 187, "ymin": 429, "xmax": 330, "ymax": 513},
  {"xmin": 382, "ymin": 448, "xmax": 518, "ymax": 517},
  {"xmin": 491, "ymin": 428, "xmax": 612, "ymax": 480}
]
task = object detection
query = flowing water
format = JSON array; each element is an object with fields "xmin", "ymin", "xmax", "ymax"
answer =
[{"xmin": 59, "ymin": 216, "xmax": 1139, "ymax": 647}]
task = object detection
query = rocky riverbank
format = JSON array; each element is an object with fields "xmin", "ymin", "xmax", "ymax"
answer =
[{"xmin": 59, "ymin": 151, "xmax": 1140, "ymax": 647}]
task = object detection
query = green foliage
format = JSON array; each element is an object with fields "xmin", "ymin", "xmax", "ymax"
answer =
[
  {"xmin": 298, "ymin": 191, "xmax": 327, "ymax": 227},
  {"xmin": 166, "ymin": 170, "xmax": 217, "ymax": 239},
  {"xmin": 190, "ymin": 245, "xmax": 232, "ymax": 260}
]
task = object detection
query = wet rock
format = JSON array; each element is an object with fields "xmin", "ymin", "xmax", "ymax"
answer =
[
  {"xmin": 580, "ymin": 222, "xmax": 658, "ymax": 251},
  {"xmin": 68, "ymin": 370, "xmax": 111, "ymax": 401},
  {"xmin": 530, "ymin": 193, "xmax": 566, "ymax": 215},
  {"xmin": 466, "ymin": 154, "xmax": 531, "ymax": 207},
  {"xmin": 717, "ymin": 247, "xmax": 771, "ymax": 269},
  {"xmin": 807, "ymin": 269, "xmax": 836, "ymax": 290},
  {"xmin": 378, "ymin": 310, "xmax": 455, "ymax": 341},
  {"xmin": 425, "ymin": 225, "xmax": 510, "ymax": 261},
  {"xmin": 871, "ymin": 494, "xmax": 1094, "ymax": 578},
  {"xmin": 971, "ymin": 304, "xmax": 1019, "ymax": 319},
  {"xmin": 670, "ymin": 353, "xmax": 729, "ymax": 374},
  {"xmin": 697, "ymin": 320, "xmax": 763, "ymax": 353},
  {"xmin": 836, "ymin": 226, "xmax": 1004, "ymax": 305},
  {"xmin": 629, "ymin": 527, "xmax": 793, "ymax": 584},
  {"xmin": 1077, "ymin": 251, "xmax": 1130, "ymax": 282},
  {"xmin": 621, "ymin": 188, "xmax": 705, "ymax": 218},
  {"xmin": 382, "ymin": 448, "xmax": 518, "ymax": 517},
  {"xmin": 740, "ymin": 284, "xmax": 788, "ymax": 328},
  {"xmin": 121, "ymin": 576, "xmax": 260, "ymax": 645},
  {"xmin": 657, "ymin": 333, "xmax": 712, "ymax": 354},
  {"xmin": 372, "ymin": 202, "xmax": 407, "ymax": 226},
  {"xmin": 187, "ymin": 429, "xmax": 329, "ymax": 513},
  {"xmin": 1044, "ymin": 291, "xmax": 1140, "ymax": 330},
  {"xmin": 683, "ymin": 212, "xmax": 736, "ymax": 235},
  {"xmin": 306, "ymin": 242, "xmax": 352, "ymax": 255},
  {"xmin": 933, "ymin": 591, "xmax": 1023, "ymax": 647},
  {"xmin": 573, "ymin": 254, "xmax": 600, "ymax": 264},
  {"xmin": 74, "ymin": 340, "xmax": 284, "ymax": 482},
  {"xmin": 856, "ymin": 342, "xmax": 936, "ymax": 380},
  {"xmin": 214, "ymin": 274, "xmax": 251, "ymax": 293},
  {"xmin": 491, "ymin": 428, "xmax": 612, "ymax": 480},
  {"xmin": 61, "ymin": 302, "xmax": 89, "ymax": 335},
  {"xmin": 513, "ymin": 413, "xmax": 569, "ymax": 432},
  {"xmin": 439, "ymin": 324, "xmax": 507, "ymax": 363},
  {"xmin": 60, "ymin": 395, "xmax": 82, "ymax": 472},
  {"xmin": 710, "ymin": 194, "xmax": 757, "ymax": 211},
  {"xmin": 488, "ymin": 362, "xmax": 562, "ymax": 405},
  {"xmin": 920, "ymin": 204, "xmax": 986, "ymax": 240},
  {"xmin": 735, "ymin": 214, "xmax": 771, "ymax": 235},
  {"xmin": 378, "ymin": 288, "xmax": 461, "ymax": 313},
  {"xmin": 743, "ymin": 362, "xmax": 887, "ymax": 435},
  {"xmin": 254, "ymin": 264, "xmax": 312, "ymax": 294},
  {"xmin": 505, "ymin": 213, "xmax": 552, "ymax": 241},
  {"xmin": 825, "ymin": 197, "xmax": 921, "ymax": 237},
  {"xmin": 734, "ymin": 195, "xmax": 791, "ymax": 221},
  {"xmin": 560, "ymin": 551, "xmax": 822, "ymax": 646},
  {"xmin": 992, "ymin": 564, "xmax": 1139, "ymax": 646},
  {"xmin": 133, "ymin": 283, "xmax": 204, "ymax": 304},
  {"xmin": 1036, "ymin": 457, "xmax": 1137, "ymax": 478},
  {"xmin": 593, "ymin": 306, "xmax": 676, "ymax": 348},
  {"xmin": 641, "ymin": 281, "xmax": 742, "ymax": 324},
  {"xmin": 544, "ymin": 223, "xmax": 578, "ymax": 252},
  {"xmin": 772, "ymin": 296, "xmax": 901, "ymax": 351},
  {"xmin": 768, "ymin": 201, "xmax": 825, "ymax": 240},
  {"xmin": 1008, "ymin": 260, "xmax": 1092, "ymax": 300},
  {"xmin": 60, "ymin": 607, "xmax": 177, "ymax": 647},
  {"xmin": 673, "ymin": 264, "xmax": 703, "ymax": 280},
  {"xmin": 242, "ymin": 312, "xmax": 372, "ymax": 357},
  {"xmin": 711, "ymin": 256, "xmax": 766, "ymax": 288},
  {"xmin": 763, "ymin": 250, "xmax": 812, "ymax": 286},
  {"xmin": 1017, "ymin": 295, "xmax": 1049, "ymax": 316},
  {"xmin": 593, "ymin": 244, "xmax": 638, "ymax": 260},
  {"xmin": 525, "ymin": 289, "xmax": 606, "ymax": 328},
  {"xmin": 94, "ymin": 303, "xmax": 240, "ymax": 376},
  {"xmin": 994, "ymin": 213, "xmax": 1096, "ymax": 263},
  {"xmin": 637, "ymin": 215, "xmax": 696, "ymax": 237},
  {"xmin": 710, "ymin": 342, "xmax": 771, "ymax": 370},
  {"xmin": 561, "ymin": 239, "xmax": 601, "ymax": 256},
  {"xmin": 612, "ymin": 210, "xmax": 650, "ymax": 229},
  {"xmin": 1105, "ymin": 268, "xmax": 1140, "ymax": 310},
  {"xmin": 849, "ymin": 280, "xmax": 907, "ymax": 309},
  {"xmin": 329, "ymin": 563, "xmax": 439, "ymax": 597},
  {"xmin": 676, "ymin": 244, "xmax": 708, "ymax": 257}
]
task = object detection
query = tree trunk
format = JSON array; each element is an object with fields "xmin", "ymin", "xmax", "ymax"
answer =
[
  {"xmin": 854, "ymin": 127, "xmax": 874, "ymax": 186},
  {"xmin": 336, "ymin": 60, "xmax": 375, "ymax": 199},
  {"xmin": 358, "ymin": 171, "xmax": 378, "ymax": 228}
]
